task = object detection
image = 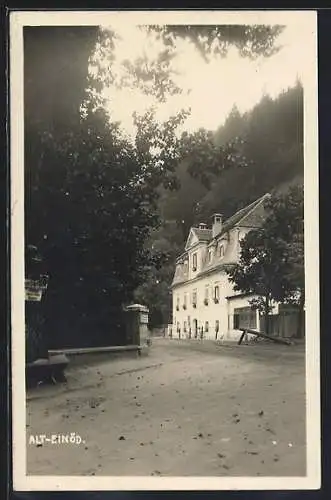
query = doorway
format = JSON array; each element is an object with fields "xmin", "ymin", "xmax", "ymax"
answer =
[{"xmin": 193, "ymin": 319, "xmax": 198, "ymax": 338}]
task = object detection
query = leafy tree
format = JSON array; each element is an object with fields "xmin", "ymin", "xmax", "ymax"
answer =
[
  {"xmin": 26, "ymin": 104, "xmax": 191, "ymax": 347},
  {"xmin": 227, "ymin": 228, "xmax": 284, "ymax": 334},
  {"xmin": 151, "ymin": 24, "xmax": 284, "ymax": 61},
  {"xmin": 286, "ymin": 231, "xmax": 304, "ymax": 337},
  {"xmin": 133, "ymin": 215, "xmax": 185, "ymax": 328},
  {"xmin": 24, "ymin": 26, "xmax": 99, "ymax": 131},
  {"xmin": 94, "ymin": 24, "xmax": 284, "ymax": 102},
  {"xmin": 227, "ymin": 185, "xmax": 304, "ymax": 335},
  {"xmin": 263, "ymin": 185, "xmax": 305, "ymax": 337}
]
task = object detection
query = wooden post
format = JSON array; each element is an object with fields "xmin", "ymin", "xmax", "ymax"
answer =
[
  {"xmin": 238, "ymin": 330, "xmax": 246, "ymax": 345},
  {"xmin": 239, "ymin": 327, "xmax": 292, "ymax": 346}
]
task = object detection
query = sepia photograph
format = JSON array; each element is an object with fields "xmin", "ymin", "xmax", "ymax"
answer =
[{"xmin": 10, "ymin": 10, "xmax": 319, "ymax": 491}]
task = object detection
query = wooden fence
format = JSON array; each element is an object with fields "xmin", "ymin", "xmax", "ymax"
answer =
[{"xmin": 259, "ymin": 309, "xmax": 305, "ymax": 338}]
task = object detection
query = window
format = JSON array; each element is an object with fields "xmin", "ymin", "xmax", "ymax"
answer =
[
  {"xmin": 183, "ymin": 293, "xmax": 187, "ymax": 310},
  {"xmin": 208, "ymin": 249, "xmax": 213, "ymax": 262},
  {"xmin": 192, "ymin": 253, "xmax": 197, "ymax": 271},
  {"xmin": 184, "ymin": 260, "xmax": 188, "ymax": 274},
  {"xmin": 233, "ymin": 307, "xmax": 257, "ymax": 330},
  {"xmin": 183, "ymin": 321, "xmax": 187, "ymax": 332},
  {"xmin": 219, "ymin": 245, "xmax": 224, "ymax": 258},
  {"xmin": 204, "ymin": 286, "xmax": 209, "ymax": 305},
  {"xmin": 214, "ymin": 285, "xmax": 219, "ymax": 303},
  {"xmin": 205, "ymin": 321, "xmax": 209, "ymax": 332},
  {"xmin": 176, "ymin": 296, "xmax": 180, "ymax": 311},
  {"xmin": 215, "ymin": 320, "xmax": 220, "ymax": 339},
  {"xmin": 192, "ymin": 290, "xmax": 197, "ymax": 307}
]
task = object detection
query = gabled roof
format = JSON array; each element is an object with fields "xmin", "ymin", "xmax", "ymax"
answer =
[
  {"xmin": 192, "ymin": 227, "xmax": 212, "ymax": 241},
  {"xmin": 184, "ymin": 193, "xmax": 270, "ymax": 252},
  {"xmin": 184, "ymin": 227, "xmax": 212, "ymax": 251},
  {"xmin": 172, "ymin": 193, "xmax": 271, "ymax": 287},
  {"xmin": 214, "ymin": 193, "xmax": 271, "ymax": 240}
]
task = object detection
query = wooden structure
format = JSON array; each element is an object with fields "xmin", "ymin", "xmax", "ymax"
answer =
[
  {"xmin": 259, "ymin": 305, "xmax": 305, "ymax": 338},
  {"xmin": 26, "ymin": 354, "xmax": 69, "ymax": 388},
  {"xmin": 238, "ymin": 327, "xmax": 293, "ymax": 346}
]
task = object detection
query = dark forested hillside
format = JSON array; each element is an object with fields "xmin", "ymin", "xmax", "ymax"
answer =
[
  {"xmin": 195, "ymin": 82, "xmax": 303, "ymax": 222},
  {"xmin": 138, "ymin": 82, "xmax": 304, "ymax": 327}
]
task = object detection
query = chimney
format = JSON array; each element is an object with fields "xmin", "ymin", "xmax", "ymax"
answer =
[
  {"xmin": 212, "ymin": 213, "xmax": 223, "ymax": 238},
  {"xmin": 198, "ymin": 223, "xmax": 207, "ymax": 230}
]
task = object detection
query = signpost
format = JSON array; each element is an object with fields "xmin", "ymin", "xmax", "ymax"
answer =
[
  {"xmin": 25, "ymin": 276, "xmax": 49, "ymax": 302},
  {"xmin": 25, "ymin": 246, "xmax": 49, "ymax": 363},
  {"xmin": 25, "ymin": 245, "xmax": 70, "ymax": 385}
]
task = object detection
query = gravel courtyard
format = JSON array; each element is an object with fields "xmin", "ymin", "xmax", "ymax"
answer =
[{"xmin": 26, "ymin": 338, "xmax": 306, "ymax": 477}]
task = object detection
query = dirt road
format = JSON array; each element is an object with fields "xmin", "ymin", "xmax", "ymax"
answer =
[{"xmin": 26, "ymin": 338, "xmax": 306, "ymax": 477}]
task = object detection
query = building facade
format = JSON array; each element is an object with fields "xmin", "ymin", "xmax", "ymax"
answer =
[{"xmin": 169, "ymin": 193, "xmax": 278, "ymax": 341}]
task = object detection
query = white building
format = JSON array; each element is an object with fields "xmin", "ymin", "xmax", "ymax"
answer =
[{"xmin": 169, "ymin": 193, "xmax": 277, "ymax": 341}]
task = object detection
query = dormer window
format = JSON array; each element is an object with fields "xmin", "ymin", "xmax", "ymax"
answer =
[
  {"xmin": 192, "ymin": 253, "xmax": 197, "ymax": 271},
  {"xmin": 238, "ymin": 231, "xmax": 246, "ymax": 242},
  {"xmin": 219, "ymin": 245, "xmax": 224, "ymax": 258},
  {"xmin": 208, "ymin": 249, "xmax": 213, "ymax": 263},
  {"xmin": 192, "ymin": 290, "xmax": 197, "ymax": 308}
]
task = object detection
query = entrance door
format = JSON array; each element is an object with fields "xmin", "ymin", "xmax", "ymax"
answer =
[
  {"xmin": 187, "ymin": 315, "xmax": 191, "ymax": 338},
  {"xmin": 193, "ymin": 319, "xmax": 198, "ymax": 338}
]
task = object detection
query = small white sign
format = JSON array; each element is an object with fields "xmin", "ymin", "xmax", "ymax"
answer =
[
  {"xmin": 140, "ymin": 313, "xmax": 149, "ymax": 324},
  {"xmin": 25, "ymin": 289, "xmax": 42, "ymax": 302}
]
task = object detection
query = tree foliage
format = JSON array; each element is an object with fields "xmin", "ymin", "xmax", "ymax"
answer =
[
  {"xmin": 150, "ymin": 24, "xmax": 284, "ymax": 61},
  {"xmin": 26, "ymin": 106, "xmax": 191, "ymax": 347},
  {"xmin": 24, "ymin": 26, "xmax": 99, "ymax": 130},
  {"xmin": 226, "ymin": 186, "xmax": 304, "ymax": 333},
  {"xmin": 94, "ymin": 24, "xmax": 284, "ymax": 103}
]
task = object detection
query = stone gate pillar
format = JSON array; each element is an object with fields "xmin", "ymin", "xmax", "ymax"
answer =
[{"xmin": 124, "ymin": 304, "xmax": 149, "ymax": 346}]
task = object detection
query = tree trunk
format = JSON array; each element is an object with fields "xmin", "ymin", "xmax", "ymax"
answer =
[
  {"xmin": 264, "ymin": 314, "xmax": 270, "ymax": 335},
  {"xmin": 296, "ymin": 289, "xmax": 305, "ymax": 338}
]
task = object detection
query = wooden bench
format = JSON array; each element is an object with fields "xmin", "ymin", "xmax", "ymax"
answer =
[
  {"xmin": 26, "ymin": 354, "xmax": 69, "ymax": 387},
  {"xmin": 238, "ymin": 327, "xmax": 293, "ymax": 346}
]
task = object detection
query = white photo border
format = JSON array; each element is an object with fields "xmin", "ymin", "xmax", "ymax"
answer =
[{"xmin": 10, "ymin": 9, "xmax": 320, "ymax": 491}]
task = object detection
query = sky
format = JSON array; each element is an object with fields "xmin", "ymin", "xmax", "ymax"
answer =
[{"xmin": 92, "ymin": 24, "xmax": 307, "ymax": 138}]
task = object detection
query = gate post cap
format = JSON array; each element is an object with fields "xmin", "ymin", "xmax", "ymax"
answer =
[{"xmin": 124, "ymin": 303, "xmax": 149, "ymax": 313}]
